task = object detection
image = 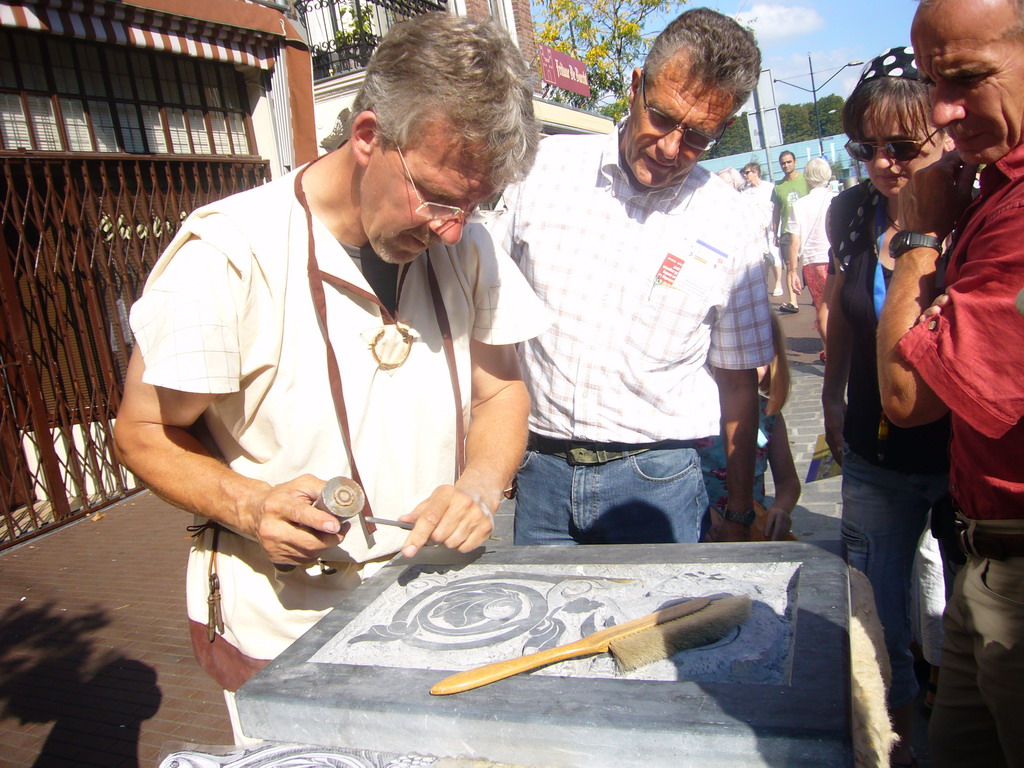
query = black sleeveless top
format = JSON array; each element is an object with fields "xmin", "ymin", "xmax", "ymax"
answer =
[{"xmin": 828, "ymin": 181, "xmax": 950, "ymax": 474}]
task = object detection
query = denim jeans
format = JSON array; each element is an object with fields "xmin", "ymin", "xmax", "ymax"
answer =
[
  {"xmin": 513, "ymin": 446, "xmax": 706, "ymax": 545},
  {"xmin": 840, "ymin": 449, "xmax": 949, "ymax": 708}
]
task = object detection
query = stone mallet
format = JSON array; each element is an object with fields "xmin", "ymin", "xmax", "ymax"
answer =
[
  {"xmin": 315, "ymin": 477, "xmax": 414, "ymax": 530},
  {"xmin": 430, "ymin": 594, "xmax": 752, "ymax": 695}
]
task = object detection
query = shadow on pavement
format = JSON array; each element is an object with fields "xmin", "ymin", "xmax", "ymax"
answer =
[{"xmin": 0, "ymin": 602, "xmax": 161, "ymax": 767}]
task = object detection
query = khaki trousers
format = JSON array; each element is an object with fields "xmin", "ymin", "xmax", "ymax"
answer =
[{"xmin": 930, "ymin": 517, "xmax": 1024, "ymax": 768}]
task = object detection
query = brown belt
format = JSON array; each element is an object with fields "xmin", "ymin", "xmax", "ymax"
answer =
[{"xmin": 955, "ymin": 518, "xmax": 1024, "ymax": 560}]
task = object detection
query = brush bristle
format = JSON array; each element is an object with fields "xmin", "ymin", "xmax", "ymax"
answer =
[{"xmin": 608, "ymin": 595, "xmax": 752, "ymax": 672}]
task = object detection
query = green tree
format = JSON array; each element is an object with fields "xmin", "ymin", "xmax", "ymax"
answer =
[
  {"xmin": 779, "ymin": 102, "xmax": 814, "ymax": 143},
  {"xmin": 815, "ymin": 93, "xmax": 845, "ymax": 137},
  {"xmin": 706, "ymin": 114, "xmax": 752, "ymax": 159},
  {"xmin": 534, "ymin": 0, "xmax": 685, "ymax": 121},
  {"xmin": 777, "ymin": 95, "xmax": 846, "ymax": 144}
]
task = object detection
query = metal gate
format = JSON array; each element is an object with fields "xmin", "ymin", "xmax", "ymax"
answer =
[{"xmin": 0, "ymin": 153, "xmax": 270, "ymax": 549}]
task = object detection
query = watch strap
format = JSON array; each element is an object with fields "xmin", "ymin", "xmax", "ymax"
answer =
[
  {"xmin": 890, "ymin": 231, "xmax": 942, "ymax": 259},
  {"xmin": 720, "ymin": 507, "xmax": 757, "ymax": 526}
]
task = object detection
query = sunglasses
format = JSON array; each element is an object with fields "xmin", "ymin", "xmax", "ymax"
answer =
[
  {"xmin": 640, "ymin": 73, "xmax": 725, "ymax": 152},
  {"xmin": 845, "ymin": 127, "xmax": 942, "ymax": 163}
]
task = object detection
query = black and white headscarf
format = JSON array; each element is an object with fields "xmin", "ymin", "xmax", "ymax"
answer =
[{"xmin": 857, "ymin": 46, "xmax": 919, "ymax": 85}]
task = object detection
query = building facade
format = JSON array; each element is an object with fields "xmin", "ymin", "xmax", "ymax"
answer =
[{"xmin": 0, "ymin": 0, "xmax": 316, "ymax": 547}]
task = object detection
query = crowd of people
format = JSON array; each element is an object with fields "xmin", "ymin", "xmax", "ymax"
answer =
[{"xmin": 112, "ymin": 2, "xmax": 1022, "ymax": 766}]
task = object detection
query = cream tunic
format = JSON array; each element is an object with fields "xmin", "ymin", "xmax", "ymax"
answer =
[{"xmin": 130, "ymin": 168, "xmax": 549, "ymax": 661}]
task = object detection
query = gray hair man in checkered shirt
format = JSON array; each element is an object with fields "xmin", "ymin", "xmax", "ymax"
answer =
[{"xmin": 496, "ymin": 8, "xmax": 777, "ymax": 545}]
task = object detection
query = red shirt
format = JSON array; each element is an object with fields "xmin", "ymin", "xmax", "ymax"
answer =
[{"xmin": 897, "ymin": 145, "xmax": 1024, "ymax": 520}]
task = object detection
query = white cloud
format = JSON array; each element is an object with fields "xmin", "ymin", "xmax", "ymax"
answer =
[{"xmin": 734, "ymin": 4, "xmax": 825, "ymax": 45}]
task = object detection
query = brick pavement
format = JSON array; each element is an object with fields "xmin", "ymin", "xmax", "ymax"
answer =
[
  {"xmin": 1, "ymin": 285, "xmax": 934, "ymax": 767},
  {"xmin": 0, "ymin": 497, "xmax": 231, "ymax": 767}
]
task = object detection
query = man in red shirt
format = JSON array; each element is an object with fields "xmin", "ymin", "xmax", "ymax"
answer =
[{"xmin": 877, "ymin": 0, "xmax": 1024, "ymax": 765}]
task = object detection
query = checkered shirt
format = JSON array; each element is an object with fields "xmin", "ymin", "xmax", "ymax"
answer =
[{"xmin": 496, "ymin": 127, "xmax": 773, "ymax": 443}]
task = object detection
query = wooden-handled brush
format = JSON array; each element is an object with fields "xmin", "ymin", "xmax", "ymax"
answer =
[{"xmin": 430, "ymin": 594, "xmax": 751, "ymax": 695}]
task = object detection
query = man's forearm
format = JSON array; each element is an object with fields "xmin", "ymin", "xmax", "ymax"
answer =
[
  {"xmin": 876, "ymin": 247, "xmax": 949, "ymax": 426},
  {"xmin": 114, "ymin": 352, "xmax": 269, "ymax": 533},
  {"xmin": 717, "ymin": 368, "xmax": 759, "ymax": 510},
  {"xmin": 114, "ymin": 350, "xmax": 339, "ymax": 561},
  {"xmin": 458, "ymin": 379, "xmax": 530, "ymax": 512},
  {"xmin": 722, "ymin": 409, "xmax": 757, "ymax": 511},
  {"xmin": 116, "ymin": 414, "xmax": 273, "ymax": 535}
]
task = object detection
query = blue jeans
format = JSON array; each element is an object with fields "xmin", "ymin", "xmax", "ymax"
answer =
[
  {"xmin": 840, "ymin": 449, "xmax": 949, "ymax": 708},
  {"xmin": 513, "ymin": 446, "xmax": 706, "ymax": 545}
]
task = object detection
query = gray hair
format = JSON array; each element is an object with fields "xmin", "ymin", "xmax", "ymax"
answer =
[
  {"xmin": 718, "ymin": 167, "xmax": 745, "ymax": 191},
  {"xmin": 644, "ymin": 8, "xmax": 761, "ymax": 112},
  {"xmin": 741, "ymin": 161, "xmax": 762, "ymax": 178},
  {"xmin": 351, "ymin": 13, "xmax": 539, "ymax": 188},
  {"xmin": 804, "ymin": 157, "xmax": 832, "ymax": 189}
]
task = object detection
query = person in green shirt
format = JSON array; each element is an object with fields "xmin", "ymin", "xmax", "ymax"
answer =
[{"xmin": 770, "ymin": 150, "xmax": 809, "ymax": 312}]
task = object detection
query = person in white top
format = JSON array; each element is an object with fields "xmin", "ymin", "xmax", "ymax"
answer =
[
  {"xmin": 742, "ymin": 161, "xmax": 784, "ymax": 296},
  {"xmin": 499, "ymin": 8, "xmax": 774, "ymax": 547},
  {"xmin": 785, "ymin": 156, "xmax": 836, "ymax": 347},
  {"xmin": 113, "ymin": 13, "xmax": 548, "ymax": 738}
]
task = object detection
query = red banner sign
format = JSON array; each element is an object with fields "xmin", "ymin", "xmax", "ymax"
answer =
[{"xmin": 538, "ymin": 44, "xmax": 591, "ymax": 98}]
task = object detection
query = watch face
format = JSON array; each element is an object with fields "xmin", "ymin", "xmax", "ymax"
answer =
[{"xmin": 890, "ymin": 231, "xmax": 910, "ymax": 258}]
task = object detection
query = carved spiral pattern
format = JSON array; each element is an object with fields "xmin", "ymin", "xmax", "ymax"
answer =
[{"xmin": 350, "ymin": 574, "xmax": 556, "ymax": 650}]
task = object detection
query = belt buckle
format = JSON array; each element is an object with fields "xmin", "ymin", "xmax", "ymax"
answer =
[
  {"xmin": 567, "ymin": 446, "xmax": 623, "ymax": 465},
  {"xmin": 954, "ymin": 517, "xmax": 971, "ymax": 556},
  {"xmin": 567, "ymin": 446, "xmax": 598, "ymax": 465}
]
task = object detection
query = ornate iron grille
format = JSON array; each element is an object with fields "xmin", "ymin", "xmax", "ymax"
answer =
[
  {"xmin": 295, "ymin": 0, "xmax": 447, "ymax": 81},
  {"xmin": 0, "ymin": 153, "xmax": 270, "ymax": 549}
]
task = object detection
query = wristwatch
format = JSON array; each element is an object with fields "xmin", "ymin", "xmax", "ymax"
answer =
[
  {"xmin": 889, "ymin": 231, "xmax": 942, "ymax": 259},
  {"xmin": 720, "ymin": 507, "xmax": 757, "ymax": 526}
]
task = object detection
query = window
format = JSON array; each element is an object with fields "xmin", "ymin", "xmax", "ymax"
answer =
[{"xmin": 0, "ymin": 28, "xmax": 255, "ymax": 156}]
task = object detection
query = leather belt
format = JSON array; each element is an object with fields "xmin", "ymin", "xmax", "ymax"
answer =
[
  {"xmin": 955, "ymin": 518, "xmax": 1024, "ymax": 560},
  {"xmin": 528, "ymin": 432, "xmax": 697, "ymax": 467}
]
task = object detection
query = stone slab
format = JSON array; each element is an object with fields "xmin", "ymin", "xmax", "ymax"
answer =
[{"xmin": 237, "ymin": 543, "xmax": 852, "ymax": 767}]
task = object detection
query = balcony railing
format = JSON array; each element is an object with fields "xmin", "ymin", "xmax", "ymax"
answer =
[{"xmin": 295, "ymin": 0, "xmax": 448, "ymax": 81}]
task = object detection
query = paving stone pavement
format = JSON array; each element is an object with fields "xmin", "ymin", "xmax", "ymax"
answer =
[{"xmin": 772, "ymin": 361, "xmax": 843, "ymax": 549}]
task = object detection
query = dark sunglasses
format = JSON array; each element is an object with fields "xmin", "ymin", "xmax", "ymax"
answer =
[
  {"xmin": 845, "ymin": 127, "xmax": 942, "ymax": 163},
  {"xmin": 640, "ymin": 72, "xmax": 725, "ymax": 152}
]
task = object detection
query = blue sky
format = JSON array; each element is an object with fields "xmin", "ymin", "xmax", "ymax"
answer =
[{"xmin": 718, "ymin": 0, "xmax": 921, "ymax": 100}]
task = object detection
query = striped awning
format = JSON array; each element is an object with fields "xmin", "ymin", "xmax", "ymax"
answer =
[{"xmin": 0, "ymin": 0, "xmax": 277, "ymax": 69}]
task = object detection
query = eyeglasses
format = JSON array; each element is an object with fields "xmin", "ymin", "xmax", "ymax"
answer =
[
  {"xmin": 396, "ymin": 145, "xmax": 477, "ymax": 224},
  {"xmin": 845, "ymin": 127, "xmax": 942, "ymax": 163},
  {"xmin": 639, "ymin": 73, "xmax": 725, "ymax": 152}
]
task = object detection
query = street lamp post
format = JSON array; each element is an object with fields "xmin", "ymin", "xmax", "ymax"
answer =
[{"xmin": 774, "ymin": 55, "xmax": 864, "ymax": 156}]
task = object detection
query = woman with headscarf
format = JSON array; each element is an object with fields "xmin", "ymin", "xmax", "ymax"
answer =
[{"xmin": 822, "ymin": 47, "xmax": 954, "ymax": 768}]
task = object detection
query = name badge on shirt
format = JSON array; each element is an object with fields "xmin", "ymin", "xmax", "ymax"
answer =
[
  {"xmin": 654, "ymin": 253, "xmax": 685, "ymax": 288},
  {"xmin": 651, "ymin": 240, "xmax": 727, "ymax": 298}
]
